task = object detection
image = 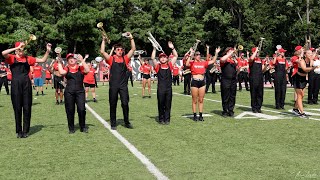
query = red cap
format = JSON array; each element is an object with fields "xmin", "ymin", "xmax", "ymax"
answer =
[
  {"xmin": 66, "ymin": 53, "xmax": 74, "ymax": 59},
  {"xmin": 295, "ymin": 45, "xmax": 302, "ymax": 51},
  {"xmin": 278, "ymin": 48, "xmax": 287, "ymax": 53},
  {"xmin": 310, "ymin": 47, "xmax": 315, "ymax": 51},
  {"xmin": 15, "ymin": 42, "xmax": 22, "ymax": 48},
  {"xmin": 251, "ymin": 47, "xmax": 257, "ymax": 53},
  {"xmin": 159, "ymin": 53, "xmax": 167, "ymax": 58},
  {"xmin": 240, "ymin": 53, "xmax": 244, "ymax": 56}
]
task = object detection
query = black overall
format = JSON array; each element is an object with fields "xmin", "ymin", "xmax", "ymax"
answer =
[
  {"xmin": 183, "ymin": 66, "xmax": 191, "ymax": 94},
  {"xmin": 10, "ymin": 57, "xmax": 32, "ymax": 134},
  {"xmin": 274, "ymin": 59, "xmax": 287, "ymax": 108},
  {"xmin": 205, "ymin": 64, "xmax": 217, "ymax": 93},
  {"xmin": 307, "ymin": 63, "xmax": 320, "ymax": 104},
  {"xmin": 64, "ymin": 67, "xmax": 86, "ymax": 131},
  {"xmin": 249, "ymin": 60, "xmax": 264, "ymax": 111},
  {"xmin": 109, "ymin": 56, "xmax": 130, "ymax": 128},
  {"xmin": 220, "ymin": 62, "xmax": 237, "ymax": 114},
  {"xmin": 157, "ymin": 64, "xmax": 172, "ymax": 123},
  {"xmin": 0, "ymin": 68, "xmax": 9, "ymax": 94}
]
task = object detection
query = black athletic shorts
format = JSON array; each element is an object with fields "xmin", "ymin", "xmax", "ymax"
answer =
[
  {"xmin": 84, "ymin": 83, "xmax": 96, "ymax": 88},
  {"xmin": 46, "ymin": 78, "xmax": 51, "ymax": 80},
  {"xmin": 293, "ymin": 74, "xmax": 307, "ymax": 89},
  {"xmin": 191, "ymin": 78, "xmax": 206, "ymax": 88},
  {"xmin": 54, "ymin": 76, "xmax": 64, "ymax": 89},
  {"xmin": 143, "ymin": 74, "xmax": 151, "ymax": 79}
]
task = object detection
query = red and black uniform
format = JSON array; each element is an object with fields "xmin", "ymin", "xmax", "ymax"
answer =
[
  {"xmin": 274, "ymin": 56, "xmax": 288, "ymax": 108},
  {"xmin": 53, "ymin": 62, "xmax": 64, "ymax": 90},
  {"xmin": 102, "ymin": 64, "xmax": 109, "ymax": 80},
  {"xmin": 205, "ymin": 62, "xmax": 218, "ymax": 93},
  {"xmin": 154, "ymin": 62, "xmax": 173, "ymax": 123},
  {"xmin": 189, "ymin": 61, "xmax": 208, "ymax": 88},
  {"xmin": 107, "ymin": 55, "xmax": 131, "ymax": 128},
  {"xmin": 182, "ymin": 57, "xmax": 191, "ymax": 94},
  {"xmin": 0, "ymin": 65, "xmax": 9, "ymax": 95},
  {"xmin": 237, "ymin": 58, "xmax": 249, "ymax": 91},
  {"xmin": 83, "ymin": 67, "xmax": 96, "ymax": 88},
  {"xmin": 307, "ymin": 59, "xmax": 320, "ymax": 104},
  {"xmin": 249, "ymin": 57, "xmax": 264, "ymax": 112},
  {"xmin": 5, "ymin": 54, "xmax": 36, "ymax": 135},
  {"xmin": 45, "ymin": 69, "xmax": 52, "ymax": 80},
  {"xmin": 141, "ymin": 63, "xmax": 152, "ymax": 79},
  {"xmin": 7, "ymin": 68, "xmax": 12, "ymax": 81},
  {"xmin": 127, "ymin": 64, "xmax": 133, "ymax": 87},
  {"xmin": 291, "ymin": 56, "xmax": 308, "ymax": 89},
  {"xmin": 220, "ymin": 58, "xmax": 237, "ymax": 115},
  {"xmin": 172, "ymin": 64, "xmax": 180, "ymax": 86},
  {"xmin": 63, "ymin": 65, "xmax": 87, "ymax": 132}
]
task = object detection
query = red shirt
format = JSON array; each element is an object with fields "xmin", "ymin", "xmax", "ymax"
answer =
[
  {"xmin": 127, "ymin": 64, "xmax": 132, "ymax": 72},
  {"xmin": 249, "ymin": 57, "xmax": 264, "ymax": 65},
  {"xmin": 45, "ymin": 69, "xmax": 52, "ymax": 79},
  {"xmin": 142, "ymin": 64, "xmax": 152, "ymax": 74},
  {"xmin": 7, "ymin": 69, "xmax": 12, "ymax": 80},
  {"xmin": 275, "ymin": 57, "xmax": 289, "ymax": 68},
  {"xmin": 63, "ymin": 65, "xmax": 85, "ymax": 74},
  {"xmin": 107, "ymin": 55, "xmax": 130, "ymax": 68},
  {"xmin": 83, "ymin": 67, "xmax": 96, "ymax": 84},
  {"xmin": 5, "ymin": 54, "xmax": 36, "ymax": 66},
  {"xmin": 291, "ymin": 56, "xmax": 299, "ymax": 76},
  {"xmin": 172, "ymin": 65, "xmax": 180, "ymax": 76},
  {"xmin": 190, "ymin": 61, "xmax": 209, "ymax": 75},
  {"xmin": 237, "ymin": 58, "xmax": 248, "ymax": 68},
  {"xmin": 220, "ymin": 58, "xmax": 235, "ymax": 68},
  {"xmin": 33, "ymin": 65, "xmax": 43, "ymax": 78},
  {"xmin": 154, "ymin": 62, "xmax": 173, "ymax": 73}
]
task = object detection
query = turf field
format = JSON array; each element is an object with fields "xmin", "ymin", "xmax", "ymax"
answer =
[{"xmin": 0, "ymin": 82, "xmax": 320, "ymax": 180}]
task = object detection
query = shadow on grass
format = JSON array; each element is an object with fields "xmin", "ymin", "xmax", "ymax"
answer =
[
  {"xmin": 29, "ymin": 125, "xmax": 45, "ymax": 135},
  {"xmin": 74, "ymin": 123, "xmax": 95, "ymax": 131},
  {"xmin": 210, "ymin": 110, "xmax": 226, "ymax": 117},
  {"xmin": 236, "ymin": 106, "xmax": 252, "ymax": 112},
  {"xmin": 147, "ymin": 115, "xmax": 159, "ymax": 123},
  {"xmin": 32, "ymin": 102, "xmax": 41, "ymax": 106}
]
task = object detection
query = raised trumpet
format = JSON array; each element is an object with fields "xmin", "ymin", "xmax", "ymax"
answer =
[
  {"xmin": 134, "ymin": 50, "xmax": 146, "ymax": 55},
  {"xmin": 97, "ymin": 22, "xmax": 110, "ymax": 44},
  {"xmin": 20, "ymin": 34, "xmax": 37, "ymax": 50},
  {"xmin": 147, "ymin": 31, "xmax": 164, "ymax": 53},
  {"xmin": 238, "ymin": 45, "xmax": 244, "ymax": 51}
]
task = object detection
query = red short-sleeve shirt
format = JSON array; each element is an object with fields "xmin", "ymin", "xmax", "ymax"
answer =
[
  {"xmin": 33, "ymin": 66, "xmax": 43, "ymax": 78},
  {"xmin": 220, "ymin": 58, "xmax": 235, "ymax": 68},
  {"xmin": 107, "ymin": 55, "xmax": 130, "ymax": 68},
  {"xmin": 63, "ymin": 65, "xmax": 85, "ymax": 74},
  {"xmin": 5, "ymin": 54, "xmax": 36, "ymax": 66},
  {"xmin": 83, "ymin": 67, "xmax": 96, "ymax": 84},
  {"xmin": 154, "ymin": 62, "xmax": 173, "ymax": 73},
  {"xmin": 190, "ymin": 61, "xmax": 209, "ymax": 75}
]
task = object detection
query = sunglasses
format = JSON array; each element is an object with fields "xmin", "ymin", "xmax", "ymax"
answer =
[{"xmin": 116, "ymin": 48, "xmax": 123, "ymax": 52}]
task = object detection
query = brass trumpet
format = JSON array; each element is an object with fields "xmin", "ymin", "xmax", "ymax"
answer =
[
  {"xmin": 238, "ymin": 45, "xmax": 244, "ymax": 51},
  {"xmin": 20, "ymin": 34, "xmax": 37, "ymax": 50},
  {"xmin": 97, "ymin": 22, "xmax": 110, "ymax": 44}
]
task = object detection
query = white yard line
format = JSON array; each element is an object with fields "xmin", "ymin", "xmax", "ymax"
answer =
[{"xmin": 85, "ymin": 104, "xmax": 169, "ymax": 180}]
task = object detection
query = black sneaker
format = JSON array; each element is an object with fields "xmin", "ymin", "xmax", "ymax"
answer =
[
  {"xmin": 93, "ymin": 98, "xmax": 97, "ymax": 103},
  {"xmin": 275, "ymin": 106, "xmax": 280, "ymax": 110},
  {"xmin": 111, "ymin": 126, "xmax": 117, "ymax": 130},
  {"xmin": 125, "ymin": 123, "xmax": 133, "ymax": 129},
  {"xmin": 80, "ymin": 128, "xmax": 88, "ymax": 133},
  {"xmin": 164, "ymin": 121, "xmax": 170, "ymax": 125},
  {"xmin": 252, "ymin": 109, "xmax": 258, "ymax": 113},
  {"xmin": 198, "ymin": 116, "xmax": 204, "ymax": 121},
  {"xmin": 16, "ymin": 132, "xmax": 23, "ymax": 138},
  {"xmin": 257, "ymin": 109, "xmax": 262, "ymax": 113},
  {"xmin": 228, "ymin": 111, "xmax": 234, "ymax": 117},
  {"xmin": 22, "ymin": 132, "xmax": 28, "ymax": 138},
  {"xmin": 193, "ymin": 116, "xmax": 198, "ymax": 121},
  {"xmin": 292, "ymin": 108, "xmax": 300, "ymax": 116},
  {"xmin": 222, "ymin": 111, "xmax": 228, "ymax": 117},
  {"xmin": 69, "ymin": 130, "xmax": 75, "ymax": 134},
  {"xmin": 55, "ymin": 101, "xmax": 59, "ymax": 105},
  {"xmin": 299, "ymin": 113, "xmax": 309, "ymax": 119},
  {"xmin": 212, "ymin": 90, "xmax": 216, "ymax": 93}
]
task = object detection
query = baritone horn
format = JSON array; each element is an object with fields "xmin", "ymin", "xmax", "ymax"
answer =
[
  {"xmin": 238, "ymin": 45, "xmax": 244, "ymax": 51},
  {"xmin": 20, "ymin": 34, "xmax": 37, "ymax": 50},
  {"xmin": 97, "ymin": 22, "xmax": 110, "ymax": 44},
  {"xmin": 147, "ymin": 31, "xmax": 164, "ymax": 53}
]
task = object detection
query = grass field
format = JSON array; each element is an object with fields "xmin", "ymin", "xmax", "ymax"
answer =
[{"xmin": 1, "ymin": 82, "xmax": 320, "ymax": 180}]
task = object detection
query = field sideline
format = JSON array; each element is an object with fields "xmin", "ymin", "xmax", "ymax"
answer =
[{"xmin": 1, "ymin": 82, "xmax": 320, "ymax": 179}]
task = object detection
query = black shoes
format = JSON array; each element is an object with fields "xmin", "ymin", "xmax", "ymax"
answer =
[
  {"xmin": 252, "ymin": 109, "xmax": 258, "ymax": 113},
  {"xmin": 257, "ymin": 109, "xmax": 262, "ymax": 113},
  {"xmin": 222, "ymin": 111, "xmax": 228, "ymax": 117},
  {"xmin": 111, "ymin": 126, "xmax": 117, "ymax": 130},
  {"xmin": 228, "ymin": 111, "xmax": 234, "ymax": 117},
  {"xmin": 69, "ymin": 129, "xmax": 75, "ymax": 134},
  {"xmin": 80, "ymin": 128, "xmax": 88, "ymax": 133},
  {"xmin": 193, "ymin": 116, "xmax": 198, "ymax": 121},
  {"xmin": 125, "ymin": 123, "xmax": 133, "ymax": 129},
  {"xmin": 16, "ymin": 132, "xmax": 23, "ymax": 138},
  {"xmin": 198, "ymin": 116, "xmax": 204, "ymax": 121}
]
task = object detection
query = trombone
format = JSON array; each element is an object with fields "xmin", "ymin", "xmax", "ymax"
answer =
[
  {"xmin": 187, "ymin": 39, "xmax": 201, "ymax": 59},
  {"xmin": 97, "ymin": 22, "xmax": 111, "ymax": 44},
  {"xmin": 147, "ymin": 31, "xmax": 164, "ymax": 53},
  {"xmin": 258, "ymin": 37, "xmax": 265, "ymax": 52}
]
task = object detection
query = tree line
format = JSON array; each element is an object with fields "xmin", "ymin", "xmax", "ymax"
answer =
[{"xmin": 1, "ymin": 0, "xmax": 320, "ymax": 59}]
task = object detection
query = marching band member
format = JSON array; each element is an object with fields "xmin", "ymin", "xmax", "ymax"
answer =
[
  {"xmin": 307, "ymin": 48, "xmax": 320, "ymax": 104},
  {"xmin": 182, "ymin": 53, "xmax": 191, "ymax": 95},
  {"xmin": 273, "ymin": 48, "xmax": 289, "ymax": 109},
  {"xmin": 151, "ymin": 41, "xmax": 178, "ymax": 125},
  {"xmin": 45, "ymin": 64, "xmax": 53, "ymax": 89},
  {"xmin": 0, "ymin": 62, "xmax": 9, "ymax": 95},
  {"xmin": 127, "ymin": 63, "xmax": 134, "ymax": 87},
  {"xmin": 172, "ymin": 62, "xmax": 180, "ymax": 86},
  {"xmin": 237, "ymin": 52, "xmax": 249, "ymax": 91},
  {"xmin": 52, "ymin": 58, "xmax": 65, "ymax": 105},
  {"xmin": 33, "ymin": 62, "xmax": 44, "ymax": 96},
  {"xmin": 83, "ymin": 61, "xmax": 98, "ymax": 102},
  {"xmin": 100, "ymin": 32, "xmax": 135, "ymax": 130},
  {"xmin": 7, "ymin": 66, "xmax": 12, "ymax": 84},
  {"xmin": 248, "ymin": 47, "xmax": 265, "ymax": 113},
  {"xmin": 205, "ymin": 45, "xmax": 218, "ymax": 93},
  {"xmin": 57, "ymin": 53, "xmax": 90, "ymax": 133},
  {"xmin": 2, "ymin": 41, "xmax": 51, "ymax": 138},
  {"xmin": 139, "ymin": 55, "xmax": 152, "ymax": 98},
  {"xmin": 186, "ymin": 47, "xmax": 220, "ymax": 121},
  {"xmin": 220, "ymin": 48, "xmax": 237, "ymax": 117},
  {"xmin": 291, "ymin": 46, "xmax": 316, "ymax": 117}
]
